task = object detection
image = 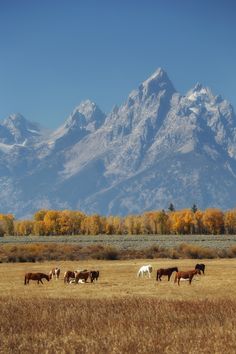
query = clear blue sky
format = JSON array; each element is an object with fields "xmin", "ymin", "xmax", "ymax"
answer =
[{"xmin": 0, "ymin": 0, "xmax": 236, "ymax": 128}]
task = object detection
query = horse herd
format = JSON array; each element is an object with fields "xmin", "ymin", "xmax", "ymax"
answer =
[
  {"xmin": 24, "ymin": 263, "xmax": 205, "ymax": 286},
  {"xmin": 137, "ymin": 263, "xmax": 205, "ymax": 285},
  {"xmin": 24, "ymin": 267, "xmax": 100, "ymax": 285}
]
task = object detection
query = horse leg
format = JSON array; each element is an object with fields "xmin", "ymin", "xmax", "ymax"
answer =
[
  {"xmin": 178, "ymin": 277, "xmax": 180, "ymax": 286},
  {"xmin": 40, "ymin": 279, "xmax": 44, "ymax": 284}
]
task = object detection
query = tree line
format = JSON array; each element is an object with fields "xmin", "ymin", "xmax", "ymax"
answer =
[{"xmin": 1, "ymin": 206, "xmax": 236, "ymax": 236}]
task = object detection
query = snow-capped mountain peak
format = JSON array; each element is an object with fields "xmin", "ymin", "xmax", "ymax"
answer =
[
  {"xmin": 138, "ymin": 67, "xmax": 176, "ymax": 99},
  {"xmin": 0, "ymin": 113, "xmax": 43, "ymax": 145},
  {"xmin": 186, "ymin": 83, "xmax": 214, "ymax": 102},
  {"xmin": 73, "ymin": 99, "xmax": 101, "ymax": 118},
  {"xmin": 49, "ymin": 100, "xmax": 106, "ymax": 150}
]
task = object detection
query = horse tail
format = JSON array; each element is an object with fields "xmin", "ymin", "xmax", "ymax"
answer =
[
  {"xmin": 174, "ymin": 273, "xmax": 178, "ymax": 283},
  {"xmin": 24, "ymin": 275, "xmax": 27, "ymax": 285},
  {"xmin": 64, "ymin": 272, "xmax": 67, "ymax": 283}
]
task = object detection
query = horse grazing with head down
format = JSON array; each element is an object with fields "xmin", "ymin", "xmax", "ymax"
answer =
[
  {"xmin": 174, "ymin": 269, "xmax": 201, "ymax": 286},
  {"xmin": 49, "ymin": 267, "xmax": 60, "ymax": 280},
  {"xmin": 195, "ymin": 263, "xmax": 205, "ymax": 275},
  {"xmin": 90, "ymin": 270, "xmax": 99, "ymax": 283},
  {"xmin": 24, "ymin": 272, "xmax": 50, "ymax": 285},
  {"xmin": 64, "ymin": 271, "xmax": 78, "ymax": 284},
  {"xmin": 137, "ymin": 265, "xmax": 153, "ymax": 278},
  {"xmin": 156, "ymin": 267, "xmax": 178, "ymax": 282},
  {"xmin": 75, "ymin": 271, "xmax": 91, "ymax": 284}
]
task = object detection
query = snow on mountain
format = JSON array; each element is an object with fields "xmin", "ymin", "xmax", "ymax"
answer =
[
  {"xmin": 0, "ymin": 113, "xmax": 44, "ymax": 146},
  {"xmin": 48, "ymin": 100, "xmax": 106, "ymax": 150},
  {"xmin": 0, "ymin": 68, "xmax": 236, "ymax": 218}
]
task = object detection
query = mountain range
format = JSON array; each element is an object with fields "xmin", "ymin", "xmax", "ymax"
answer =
[{"xmin": 1, "ymin": 68, "xmax": 236, "ymax": 218}]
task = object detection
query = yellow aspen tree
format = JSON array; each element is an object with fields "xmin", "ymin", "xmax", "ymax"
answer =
[
  {"xmin": 44, "ymin": 210, "xmax": 60, "ymax": 235},
  {"xmin": 224, "ymin": 209, "xmax": 236, "ymax": 234},
  {"xmin": 202, "ymin": 208, "xmax": 224, "ymax": 234}
]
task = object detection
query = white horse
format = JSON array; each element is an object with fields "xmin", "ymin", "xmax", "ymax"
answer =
[{"xmin": 137, "ymin": 265, "xmax": 153, "ymax": 278}]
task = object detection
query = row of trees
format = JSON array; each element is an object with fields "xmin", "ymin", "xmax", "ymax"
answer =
[{"xmin": 1, "ymin": 207, "xmax": 236, "ymax": 236}]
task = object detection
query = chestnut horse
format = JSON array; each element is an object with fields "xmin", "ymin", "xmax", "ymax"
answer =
[
  {"xmin": 174, "ymin": 269, "xmax": 201, "ymax": 286},
  {"xmin": 156, "ymin": 267, "xmax": 178, "ymax": 281},
  {"xmin": 24, "ymin": 272, "xmax": 50, "ymax": 285}
]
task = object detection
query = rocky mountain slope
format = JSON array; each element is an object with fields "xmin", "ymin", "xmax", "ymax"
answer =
[{"xmin": 1, "ymin": 68, "xmax": 236, "ymax": 218}]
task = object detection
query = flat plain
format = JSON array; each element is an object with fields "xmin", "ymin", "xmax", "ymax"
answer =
[
  {"xmin": 0, "ymin": 258, "xmax": 236, "ymax": 353},
  {"xmin": 1, "ymin": 233, "xmax": 236, "ymax": 249}
]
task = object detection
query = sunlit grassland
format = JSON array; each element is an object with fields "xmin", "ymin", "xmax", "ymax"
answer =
[
  {"xmin": 0, "ymin": 258, "xmax": 236, "ymax": 300},
  {"xmin": 0, "ymin": 259, "xmax": 236, "ymax": 353}
]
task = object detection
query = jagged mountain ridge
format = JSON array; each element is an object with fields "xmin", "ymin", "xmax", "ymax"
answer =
[{"xmin": 1, "ymin": 68, "xmax": 236, "ymax": 218}]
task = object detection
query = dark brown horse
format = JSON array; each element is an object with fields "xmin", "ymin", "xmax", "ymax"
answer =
[
  {"xmin": 24, "ymin": 272, "xmax": 50, "ymax": 285},
  {"xmin": 90, "ymin": 270, "xmax": 100, "ymax": 283},
  {"xmin": 195, "ymin": 263, "xmax": 205, "ymax": 275},
  {"xmin": 174, "ymin": 269, "xmax": 201, "ymax": 286},
  {"xmin": 75, "ymin": 271, "xmax": 91, "ymax": 284},
  {"xmin": 156, "ymin": 267, "xmax": 178, "ymax": 281},
  {"xmin": 64, "ymin": 270, "xmax": 77, "ymax": 284}
]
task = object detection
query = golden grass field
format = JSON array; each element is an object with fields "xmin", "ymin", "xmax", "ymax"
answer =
[{"xmin": 0, "ymin": 258, "xmax": 236, "ymax": 353}]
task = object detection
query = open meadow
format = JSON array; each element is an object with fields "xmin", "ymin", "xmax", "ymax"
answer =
[{"xmin": 0, "ymin": 258, "xmax": 236, "ymax": 353}]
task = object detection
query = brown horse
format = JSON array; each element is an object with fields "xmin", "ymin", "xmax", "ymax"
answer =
[
  {"xmin": 24, "ymin": 272, "xmax": 50, "ymax": 285},
  {"xmin": 64, "ymin": 270, "xmax": 77, "ymax": 284},
  {"xmin": 174, "ymin": 269, "xmax": 201, "ymax": 286},
  {"xmin": 75, "ymin": 271, "xmax": 91, "ymax": 284},
  {"xmin": 49, "ymin": 267, "xmax": 60, "ymax": 280},
  {"xmin": 156, "ymin": 267, "xmax": 178, "ymax": 281},
  {"xmin": 90, "ymin": 270, "xmax": 100, "ymax": 283}
]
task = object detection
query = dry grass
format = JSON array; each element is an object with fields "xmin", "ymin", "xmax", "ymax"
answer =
[{"xmin": 0, "ymin": 259, "xmax": 236, "ymax": 353}]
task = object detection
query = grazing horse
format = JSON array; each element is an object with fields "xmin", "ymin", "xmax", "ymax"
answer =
[
  {"xmin": 174, "ymin": 269, "xmax": 201, "ymax": 286},
  {"xmin": 49, "ymin": 267, "xmax": 60, "ymax": 280},
  {"xmin": 24, "ymin": 272, "xmax": 50, "ymax": 285},
  {"xmin": 156, "ymin": 267, "xmax": 178, "ymax": 281},
  {"xmin": 90, "ymin": 270, "xmax": 100, "ymax": 283},
  {"xmin": 137, "ymin": 265, "xmax": 153, "ymax": 278},
  {"xmin": 195, "ymin": 263, "xmax": 205, "ymax": 275},
  {"xmin": 64, "ymin": 270, "xmax": 77, "ymax": 284},
  {"xmin": 75, "ymin": 271, "xmax": 91, "ymax": 284}
]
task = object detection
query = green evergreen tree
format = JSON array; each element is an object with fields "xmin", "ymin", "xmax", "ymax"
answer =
[{"xmin": 168, "ymin": 203, "xmax": 175, "ymax": 212}]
